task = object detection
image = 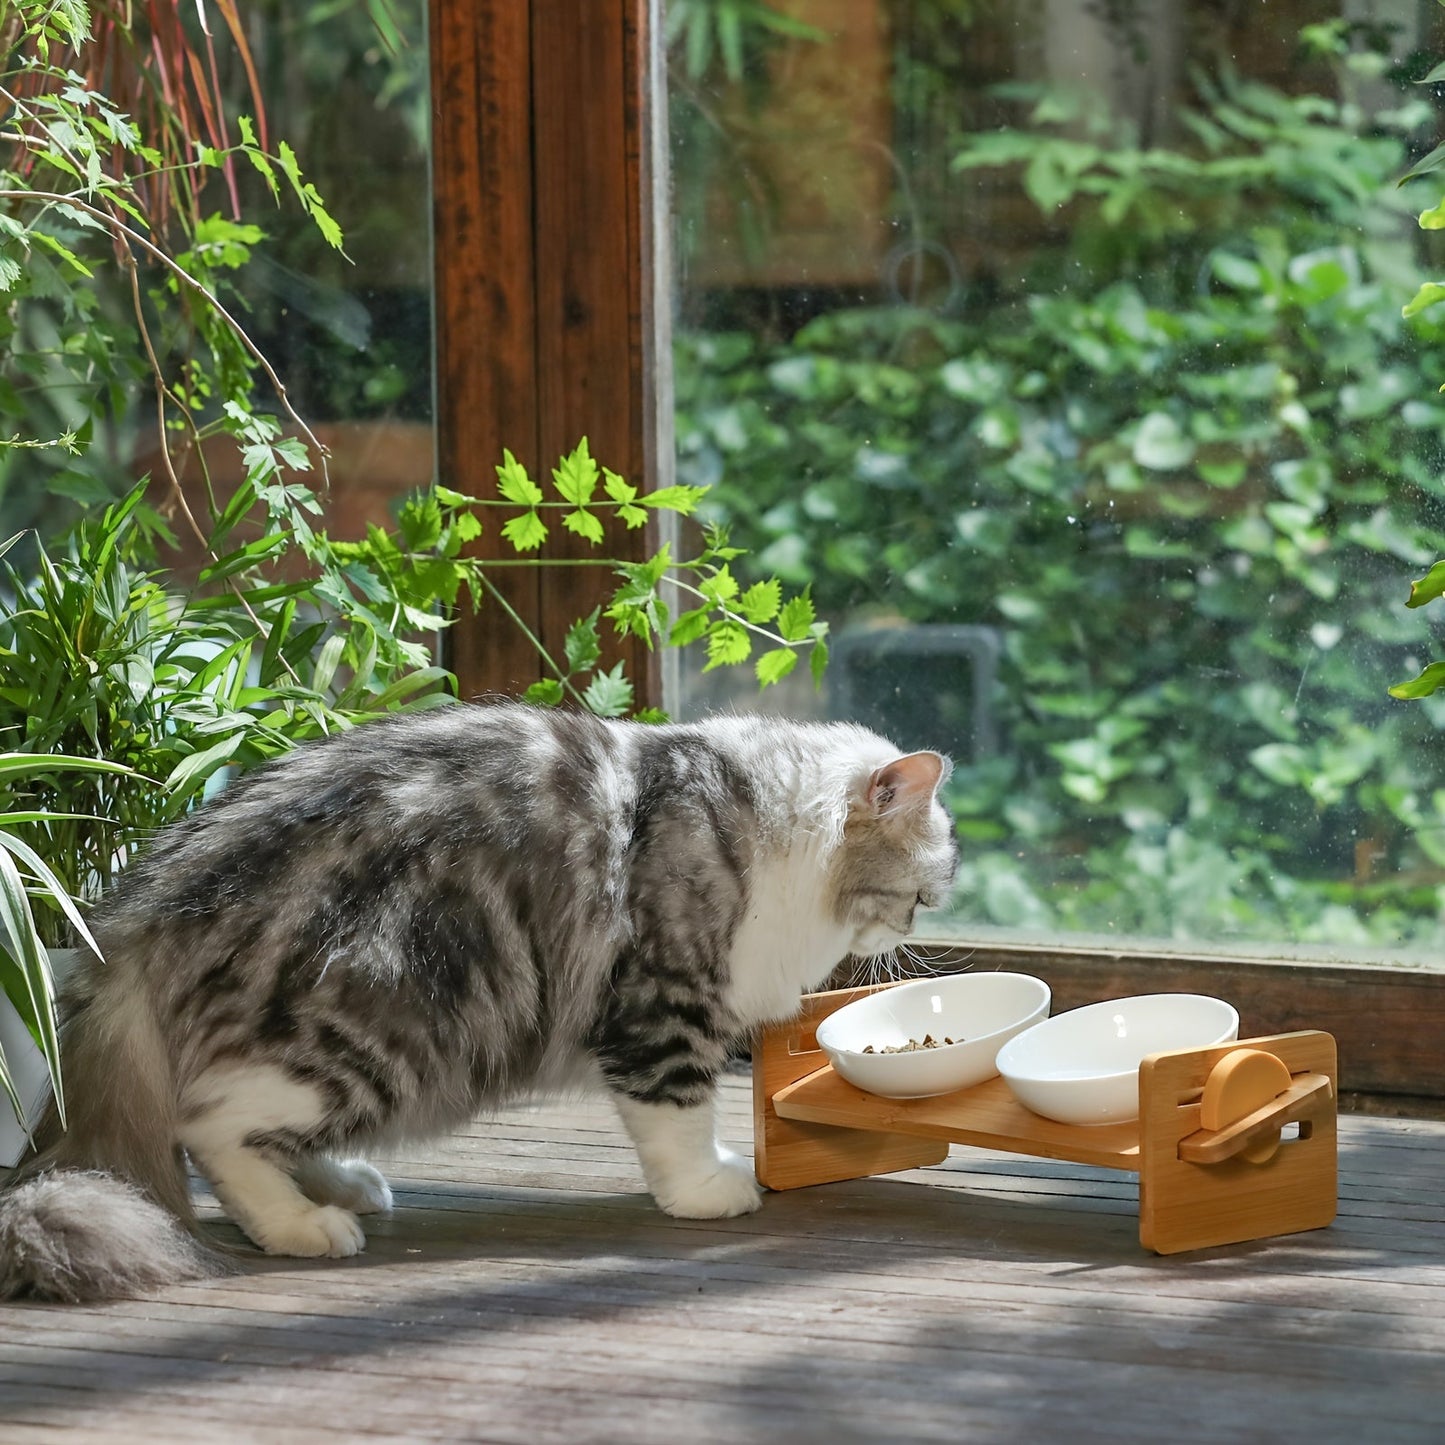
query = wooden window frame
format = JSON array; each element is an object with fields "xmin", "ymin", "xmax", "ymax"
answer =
[
  {"xmin": 429, "ymin": 0, "xmax": 1445, "ymax": 1116},
  {"xmin": 429, "ymin": 0, "xmax": 669, "ymax": 709}
]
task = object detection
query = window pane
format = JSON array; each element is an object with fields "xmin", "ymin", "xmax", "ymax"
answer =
[
  {"xmin": 222, "ymin": 1, "xmax": 435, "ymax": 536},
  {"xmin": 666, "ymin": 1, "xmax": 1445, "ymax": 962},
  {"xmin": 0, "ymin": 2, "xmax": 434, "ymax": 543}
]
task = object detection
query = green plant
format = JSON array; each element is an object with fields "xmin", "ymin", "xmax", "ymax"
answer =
[
  {"xmin": 0, "ymin": 487, "xmax": 438, "ymax": 934},
  {"xmin": 1, "ymin": 439, "xmax": 828, "ymax": 930},
  {"xmin": 0, "ymin": 752, "xmax": 130, "ymax": 1136},
  {"xmin": 0, "ymin": 436, "xmax": 825, "ymax": 1132},
  {"xmin": 1383, "ymin": 43, "xmax": 1445, "ymax": 709},
  {"xmin": 1, "ymin": 2, "xmax": 820, "ymax": 712}
]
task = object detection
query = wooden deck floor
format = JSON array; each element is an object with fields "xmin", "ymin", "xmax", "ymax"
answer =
[{"xmin": 3, "ymin": 1073, "xmax": 1443, "ymax": 1443}]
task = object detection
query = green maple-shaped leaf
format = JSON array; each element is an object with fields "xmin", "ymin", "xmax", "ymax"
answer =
[
  {"xmin": 563, "ymin": 509, "xmax": 605, "ymax": 545},
  {"xmin": 700, "ymin": 565, "xmax": 739, "ymax": 605},
  {"xmin": 703, "ymin": 620, "xmax": 751, "ymax": 672},
  {"xmin": 582, "ymin": 661, "xmax": 634, "ymax": 717},
  {"xmin": 669, "ymin": 607, "xmax": 711, "ymax": 647},
  {"xmin": 737, "ymin": 579, "xmax": 781, "ymax": 625},
  {"xmin": 502, "ymin": 511, "xmax": 547, "ymax": 552},
  {"xmin": 602, "ymin": 469, "xmax": 649, "ymax": 528},
  {"xmin": 553, "ymin": 438, "xmax": 599, "ymax": 506},
  {"xmin": 524, "ymin": 679, "xmax": 565, "ymax": 707},
  {"xmin": 437, "ymin": 484, "xmax": 482, "ymax": 506},
  {"xmin": 644, "ymin": 485, "xmax": 708, "ymax": 515},
  {"xmin": 778, "ymin": 593, "xmax": 816, "ymax": 642},
  {"xmin": 496, "ymin": 449, "xmax": 543, "ymax": 506},
  {"xmin": 565, "ymin": 609, "xmax": 602, "ymax": 673},
  {"xmin": 756, "ymin": 648, "xmax": 799, "ymax": 688},
  {"xmin": 603, "ymin": 469, "xmax": 637, "ymax": 505}
]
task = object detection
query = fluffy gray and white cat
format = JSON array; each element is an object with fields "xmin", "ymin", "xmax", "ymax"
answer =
[{"xmin": 0, "ymin": 703, "xmax": 957, "ymax": 1301}]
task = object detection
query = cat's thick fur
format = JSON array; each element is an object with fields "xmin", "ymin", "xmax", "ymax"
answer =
[{"xmin": 0, "ymin": 703, "xmax": 957, "ymax": 1301}]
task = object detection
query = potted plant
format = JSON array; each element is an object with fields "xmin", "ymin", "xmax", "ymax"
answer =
[{"xmin": 0, "ymin": 754, "xmax": 128, "ymax": 1165}]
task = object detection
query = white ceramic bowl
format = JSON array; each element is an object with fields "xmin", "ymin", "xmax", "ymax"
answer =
[
  {"xmin": 996, "ymin": 993, "xmax": 1240, "ymax": 1126},
  {"xmin": 815, "ymin": 972, "xmax": 1052, "ymax": 1100}
]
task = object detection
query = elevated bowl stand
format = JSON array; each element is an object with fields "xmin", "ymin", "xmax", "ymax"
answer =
[{"xmin": 753, "ymin": 984, "xmax": 1338, "ymax": 1254}]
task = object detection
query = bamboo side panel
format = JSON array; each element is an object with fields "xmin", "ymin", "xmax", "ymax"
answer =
[{"xmin": 1138, "ymin": 1031, "xmax": 1338, "ymax": 1255}]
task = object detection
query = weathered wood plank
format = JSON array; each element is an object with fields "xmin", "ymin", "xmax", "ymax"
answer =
[{"xmin": 2, "ymin": 1079, "xmax": 1442, "ymax": 1445}]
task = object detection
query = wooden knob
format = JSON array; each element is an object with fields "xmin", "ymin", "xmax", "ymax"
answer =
[{"xmin": 1201, "ymin": 1048, "xmax": 1293, "ymax": 1163}]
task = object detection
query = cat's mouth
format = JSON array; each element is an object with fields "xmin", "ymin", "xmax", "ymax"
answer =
[{"xmin": 850, "ymin": 918, "xmax": 913, "ymax": 958}]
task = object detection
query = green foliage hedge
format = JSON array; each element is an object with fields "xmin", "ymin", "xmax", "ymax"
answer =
[{"xmin": 674, "ymin": 61, "xmax": 1445, "ymax": 947}]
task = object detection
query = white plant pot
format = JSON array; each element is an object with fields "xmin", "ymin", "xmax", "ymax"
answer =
[{"xmin": 1, "ymin": 947, "xmax": 80, "ymax": 1170}]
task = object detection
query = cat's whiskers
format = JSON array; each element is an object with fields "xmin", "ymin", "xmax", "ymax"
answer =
[
  {"xmin": 897, "ymin": 939, "xmax": 957, "ymax": 979},
  {"xmin": 853, "ymin": 947, "xmax": 904, "ymax": 986}
]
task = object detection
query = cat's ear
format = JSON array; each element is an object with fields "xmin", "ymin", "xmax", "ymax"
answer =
[{"xmin": 866, "ymin": 751, "xmax": 951, "ymax": 818}]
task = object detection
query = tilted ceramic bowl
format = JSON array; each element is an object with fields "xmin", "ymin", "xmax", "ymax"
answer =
[
  {"xmin": 996, "ymin": 992, "xmax": 1240, "ymax": 1126},
  {"xmin": 815, "ymin": 972, "xmax": 1052, "ymax": 1100}
]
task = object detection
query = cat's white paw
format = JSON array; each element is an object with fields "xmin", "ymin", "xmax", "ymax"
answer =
[
  {"xmin": 253, "ymin": 1204, "xmax": 366, "ymax": 1258},
  {"xmin": 295, "ymin": 1157, "xmax": 393, "ymax": 1215},
  {"xmin": 654, "ymin": 1149, "xmax": 763, "ymax": 1220},
  {"xmin": 331, "ymin": 1161, "xmax": 393, "ymax": 1214}
]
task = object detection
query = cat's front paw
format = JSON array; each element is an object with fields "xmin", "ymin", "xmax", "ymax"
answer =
[
  {"xmin": 653, "ymin": 1149, "xmax": 763, "ymax": 1220},
  {"xmin": 252, "ymin": 1204, "xmax": 367, "ymax": 1258},
  {"xmin": 294, "ymin": 1157, "xmax": 393, "ymax": 1215}
]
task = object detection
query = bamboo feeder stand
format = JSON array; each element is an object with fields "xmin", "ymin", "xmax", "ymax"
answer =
[{"xmin": 753, "ymin": 984, "xmax": 1338, "ymax": 1254}]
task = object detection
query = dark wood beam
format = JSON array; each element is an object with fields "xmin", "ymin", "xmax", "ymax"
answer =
[{"xmin": 429, "ymin": 0, "xmax": 662, "ymax": 706}]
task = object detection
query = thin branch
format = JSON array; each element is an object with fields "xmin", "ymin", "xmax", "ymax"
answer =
[
  {"xmin": 428, "ymin": 556, "xmax": 619, "ymax": 568},
  {"xmin": 5, "ymin": 89, "xmax": 304, "ymax": 684},
  {"xmin": 115, "ymin": 240, "xmax": 307, "ymax": 691},
  {"xmin": 661, "ymin": 573, "xmax": 809, "ymax": 649},
  {"xmin": 0, "ymin": 185, "xmax": 332, "ymax": 492},
  {"xmin": 461, "ymin": 499, "xmax": 686, "ymax": 509},
  {"xmin": 475, "ymin": 571, "xmax": 590, "ymax": 709}
]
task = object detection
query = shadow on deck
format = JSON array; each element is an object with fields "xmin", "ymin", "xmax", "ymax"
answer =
[{"xmin": 3, "ymin": 1079, "xmax": 1442, "ymax": 1443}]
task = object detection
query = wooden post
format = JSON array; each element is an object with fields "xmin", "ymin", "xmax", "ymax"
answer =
[{"xmin": 429, "ymin": 0, "xmax": 665, "ymax": 707}]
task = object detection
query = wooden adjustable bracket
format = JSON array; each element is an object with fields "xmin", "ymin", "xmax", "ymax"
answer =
[
  {"xmin": 1178, "ymin": 1049, "xmax": 1334, "ymax": 1166},
  {"xmin": 754, "ymin": 984, "xmax": 1339, "ymax": 1256}
]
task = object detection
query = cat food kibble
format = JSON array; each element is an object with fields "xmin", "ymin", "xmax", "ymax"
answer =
[{"xmin": 861, "ymin": 1034, "xmax": 962, "ymax": 1054}]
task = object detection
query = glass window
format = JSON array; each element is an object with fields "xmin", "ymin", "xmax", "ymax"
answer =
[
  {"xmin": 209, "ymin": 4, "xmax": 439, "ymax": 729},
  {"xmin": 0, "ymin": 1, "xmax": 434, "ymax": 545},
  {"xmin": 218, "ymin": 0, "xmax": 435, "ymax": 539},
  {"xmin": 667, "ymin": 0, "xmax": 1445, "ymax": 963}
]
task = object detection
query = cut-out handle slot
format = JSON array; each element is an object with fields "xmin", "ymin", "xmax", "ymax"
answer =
[{"xmin": 787, "ymin": 1028, "xmax": 821, "ymax": 1057}]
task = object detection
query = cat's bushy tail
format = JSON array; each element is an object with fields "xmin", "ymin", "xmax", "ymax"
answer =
[{"xmin": 0, "ymin": 957, "xmax": 226, "ymax": 1301}]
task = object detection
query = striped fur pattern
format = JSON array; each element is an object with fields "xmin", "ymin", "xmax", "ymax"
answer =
[{"xmin": 0, "ymin": 703, "xmax": 958, "ymax": 1299}]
